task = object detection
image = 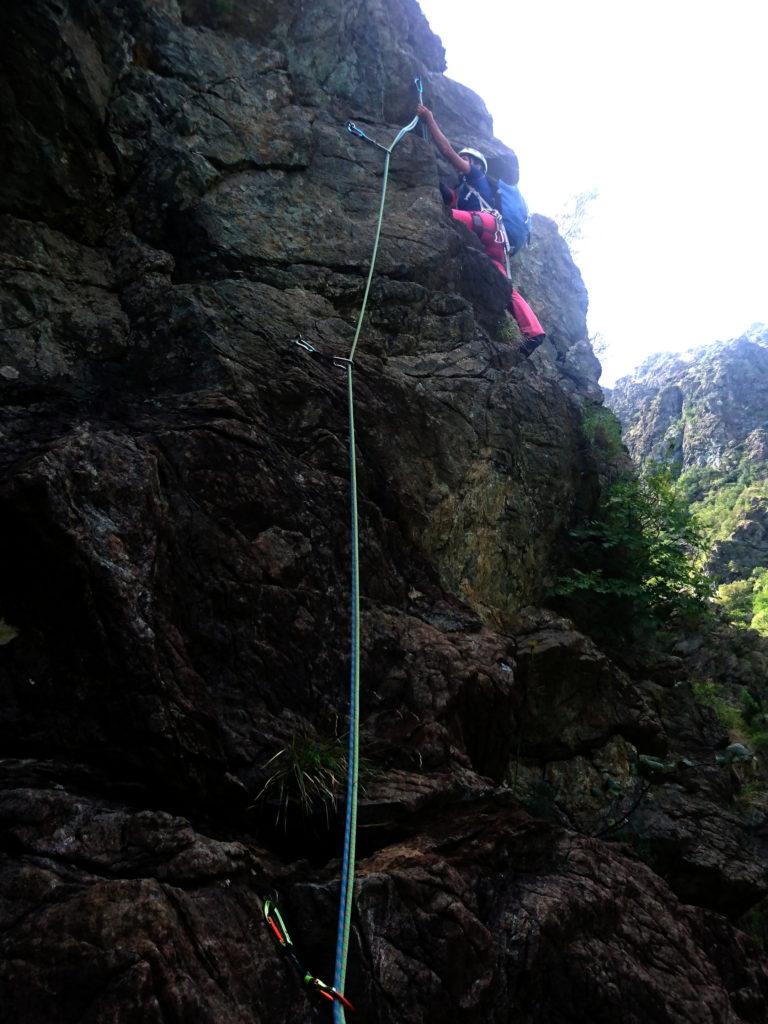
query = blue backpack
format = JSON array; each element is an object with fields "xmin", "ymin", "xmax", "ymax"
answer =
[{"xmin": 494, "ymin": 180, "xmax": 531, "ymax": 254}]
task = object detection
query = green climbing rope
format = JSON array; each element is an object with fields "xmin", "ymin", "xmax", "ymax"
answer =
[{"xmin": 332, "ymin": 110, "xmax": 420, "ymax": 1023}]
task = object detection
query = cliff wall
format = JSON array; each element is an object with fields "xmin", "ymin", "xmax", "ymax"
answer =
[{"xmin": 1, "ymin": 3, "xmax": 767, "ymax": 1021}]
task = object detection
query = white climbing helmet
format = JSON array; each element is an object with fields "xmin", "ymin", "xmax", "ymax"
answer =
[{"xmin": 458, "ymin": 147, "xmax": 488, "ymax": 173}]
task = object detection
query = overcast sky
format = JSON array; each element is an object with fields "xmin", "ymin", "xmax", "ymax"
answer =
[{"xmin": 418, "ymin": 0, "xmax": 768, "ymax": 385}]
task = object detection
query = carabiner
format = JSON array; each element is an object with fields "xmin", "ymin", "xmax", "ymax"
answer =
[
  {"xmin": 293, "ymin": 334, "xmax": 317, "ymax": 356},
  {"xmin": 305, "ymin": 975, "xmax": 356, "ymax": 1012},
  {"xmin": 264, "ymin": 899, "xmax": 293, "ymax": 949},
  {"xmin": 346, "ymin": 120, "xmax": 388, "ymax": 152}
]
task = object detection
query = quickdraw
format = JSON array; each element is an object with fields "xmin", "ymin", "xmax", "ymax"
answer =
[
  {"xmin": 293, "ymin": 334, "xmax": 353, "ymax": 371},
  {"xmin": 263, "ymin": 898, "xmax": 356, "ymax": 1014},
  {"xmin": 346, "ymin": 121, "xmax": 388, "ymax": 152}
]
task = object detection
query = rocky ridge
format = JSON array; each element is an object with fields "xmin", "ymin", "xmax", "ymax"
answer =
[
  {"xmin": 1, "ymin": 2, "xmax": 767, "ymax": 1021},
  {"xmin": 606, "ymin": 324, "xmax": 768, "ymax": 472},
  {"xmin": 606, "ymin": 324, "xmax": 768, "ymax": 585}
]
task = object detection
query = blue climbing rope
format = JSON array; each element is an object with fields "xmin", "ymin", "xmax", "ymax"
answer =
[{"xmin": 332, "ymin": 108, "xmax": 420, "ymax": 1024}]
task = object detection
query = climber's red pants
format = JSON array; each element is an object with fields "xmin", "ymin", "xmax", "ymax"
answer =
[
  {"xmin": 510, "ymin": 290, "xmax": 544, "ymax": 338},
  {"xmin": 451, "ymin": 209, "xmax": 507, "ymax": 276},
  {"xmin": 451, "ymin": 209, "xmax": 544, "ymax": 339}
]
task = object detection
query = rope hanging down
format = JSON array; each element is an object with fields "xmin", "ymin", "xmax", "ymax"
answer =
[
  {"xmin": 331, "ymin": 107, "xmax": 420, "ymax": 1024},
  {"xmin": 289, "ymin": 91, "xmax": 421, "ymax": 1022}
]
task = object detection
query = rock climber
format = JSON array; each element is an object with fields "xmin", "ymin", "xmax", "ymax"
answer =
[{"xmin": 416, "ymin": 102, "xmax": 545, "ymax": 357}]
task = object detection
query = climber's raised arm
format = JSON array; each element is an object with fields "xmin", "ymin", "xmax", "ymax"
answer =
[{"xmin": 416, "ymin": 103, "xmax": 471, "ymax": 175}]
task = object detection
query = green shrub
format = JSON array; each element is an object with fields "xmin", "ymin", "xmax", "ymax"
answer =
[
  {"xmin": 0, "ymin": 619, "xmax": 18, "ymax": 645},
  {"xmin": 739, "ymin": 898, "xmax": 768, "ymax": 951},
  {"xmin": 715, "ymin": 567, "xmax": 768, "ymax": 634},
  {"xmin": 693, "ymin": 681, "xmax": 768, "ymax": 759},
  {"xmin": 716, "ymin": 578, "xmax": 756, "ymax": 627},
  {"xmin": 496, "ymin": 315, "xmax": 520, "ymax": 344},
  {"xmin": 581, "ymin": 403, "xmax": 624, "ymax": 458},
  {"xmin": 555, "ymin": 465, "xmax": 712, "ymax": 640},
  {"xmin": 682, "ymin": 460, "xmax": 768, "ymax": 546},
  {"xmin": 256, "ymin": 730, "xmax": 348, "ymax": 826},
  {"xmin": 692, "ymin": 679, "xmax": 744, "ymax": 733},
  {"xmin": 676, "ymin": 464, "xmax": 725, "ymax": 505},
  {"xmin": 749, "ymin": 569, "xmax": 768, "ymax": 635},
  {"xmin": 741, "ymin": 688, "xmax": 765, "ymax": 726}
]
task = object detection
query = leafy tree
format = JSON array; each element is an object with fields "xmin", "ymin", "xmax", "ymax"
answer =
[
  {"xmin": 555, "ymin": 187, "xmax": 599, "ymax": 249},
  {"xmin": 750, "ymin": 569, "xmax": 768, "ymax": 634},
  {"xmin": 555, "ymin": 465, "xmax": 712, "ymax": 640},
  {"xmin": 716, "ymin": 578, "xmax": 757, "ymax": 627},
  {"xmin": 715, "ymin": 567, "xmax": 768, "ymax": 634}
]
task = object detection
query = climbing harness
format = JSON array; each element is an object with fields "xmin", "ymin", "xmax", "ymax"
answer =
[
  {"xmin": 461, "ymin": 181, "xmax": 512, "ymax": 276},
  {"xmin": 263, "ymin": 898, "xmax": 356, "ymax": 1013},
  {"xmin": 291, "ymin": 103, "xmax": 420, "ymax": 1022}
]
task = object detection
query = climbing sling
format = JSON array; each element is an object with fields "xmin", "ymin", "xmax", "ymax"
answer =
[{"xmin": 292, "ymin": 102, "xmax": 420, "ymax": 1022}]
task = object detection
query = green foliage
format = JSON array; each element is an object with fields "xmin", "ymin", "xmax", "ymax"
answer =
[
  {"xmin": 749, "ymin": 569, "xmax": 768, "ymax": 634},
  {"xmin": 256, "ymin": 730, "xmax": 348, "ymax": 826},
  {"xmin": 691, "ymin": 682, "xmax": 768, "ymax": 835},
  {"xmin": 693, "ymin": 680, "xmax": 768, "ymax": 756},
  {"xmin": 716, "ymin": 578, "xmax": 756, "ymax": 627},
  {"xmin": 555, "ymin": 465, "xmax": 712, "ymax": 639},
  {"xmin": 692, "ymin": 679, "xmax": 744, "ymax": 733},
  {"xmin": 714, "ymin": 567, "xmax": 768, "ymax": 634},
  {"xmin": 739, "ymin": 898, "xmax": 768, "ymax": 951},
  {"xmin": 741, "ymin": 688, "xmax": 764, "ymax": 725},
  {"xmin": 580, "ymin": 404, "xmax": 624, "ymax": 458},
  {"xmin": 676, "ymin": 464, "xmax": 728, "ymax": 505},
  {"xmin": 680, "ymin": 400, "xmax": 698, "ymax": 424},
  {"xmin": 496, "ymin": 315, "xmax": 520, "ymax": 344},
  {"xmin": 0, "ymin": 619, "xmax": 18, "ymax": 645},
  {"xmin": 696, "ymin": 480, "xmax": 768, "ymax": 544},
  {"xmin": 679, "ymin": 459, "xmax": 768, "ymax": 545}
]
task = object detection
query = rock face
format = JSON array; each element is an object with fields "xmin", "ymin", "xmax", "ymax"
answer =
[
  {"xmin": 709, "ymin": 502, "xmax": 768, "ymax": 583},
  {"xmin": 606, "ymin": 325, "xmax": 768, "ymax": 585},
  {"xmin": 1, "ymin": 3, "xmax": 767, "ymax": 1022},
  {"xmin": 606, "ymin": 324, "xmax": 768, "ymax": 471}
]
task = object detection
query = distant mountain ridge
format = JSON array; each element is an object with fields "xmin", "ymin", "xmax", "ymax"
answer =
[
  {"xmin": 605, "ymin": 323, "xmax": 768, "ymax": 591},
  {"xmin": 605, "ymin": 323, "xmax": 768, "ymax": 472}
]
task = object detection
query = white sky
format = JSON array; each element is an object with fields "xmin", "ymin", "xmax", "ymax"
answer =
[{"xmin": 418, "ymin": 0, "xmax": 768, "ymax": 384}]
